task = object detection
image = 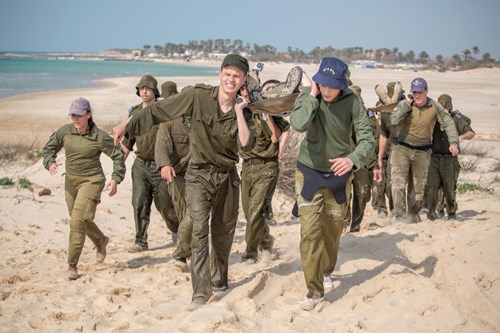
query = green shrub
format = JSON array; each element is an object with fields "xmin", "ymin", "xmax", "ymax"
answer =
[
  {"xmin": 0, "ymin": 177, "xmax": 14, "ymax": 186},
  {"xmin": 457, "ymin": 183, "xmax": 480, "ymax": 193},
  {"xmin": 18, "ymin": 177, "xmax": 33, "ymax": 191}
]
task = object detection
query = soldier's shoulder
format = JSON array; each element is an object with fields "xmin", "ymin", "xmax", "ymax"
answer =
[
  {"xmin": 128, "ymin": 103, "xmax": 142, "ymax": 114},
  {"xmin": 453, "ymin": 110, "xmax": 472, "ymax": 124},
  {"xmin": 194, "ymin": 83, "xmax": 213, "ymax": 90}
]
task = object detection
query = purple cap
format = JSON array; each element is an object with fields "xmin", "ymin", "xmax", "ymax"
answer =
[
  {"xmin": 410, "ymin": 78, "xmax": 428, "ymax": 93},
  {"xmin": 69, "ymin": 97, "xmax": 91, "ymax": 115}
]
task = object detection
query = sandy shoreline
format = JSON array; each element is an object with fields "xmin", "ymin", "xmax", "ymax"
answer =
[
  {"xmin": 1, "ymin": 63, "xmax": 499, "ymax": 146},
  {"xmin": 1, "ymin": 63, "xmax": 500, "ymax": 332}
]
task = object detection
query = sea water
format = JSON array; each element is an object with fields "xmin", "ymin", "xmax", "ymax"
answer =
[{"xmin": 0, "ymin": 55, "xmax": 219, "ymax": 99}]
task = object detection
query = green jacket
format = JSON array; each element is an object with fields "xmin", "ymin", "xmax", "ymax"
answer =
[
  {"xmin": 122, "ymin": 103, "xmax": 159, "ymax": 161},
  {"xmin": 43, "ymin": 123, "xmax": 125, "ymax": 183},
  {"xmin": 239, "ymin": 114, "xmax": 289, "ymax": 160},
  {"xmin": 391, "ymin": 97, "xmax": 459, "ymax": 147},
  {"xmin": 155, "ymin": 117, "xmax": 191, "ymax": 175},
  {"xmin": 290, "ymin": 87, "xmax": 375, "ymax": 173},
  {"xmin": 125, "ymin": 84, "xmax": 255, "ymax": 167},
  {"xmin": 379, "ymin": 112, "xmax": 393, "ymax": 159}
]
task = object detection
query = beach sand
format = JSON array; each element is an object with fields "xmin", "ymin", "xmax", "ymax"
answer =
[{"xmin": 0, "ymin": 63, "xmax": 499, "ymax": 332}]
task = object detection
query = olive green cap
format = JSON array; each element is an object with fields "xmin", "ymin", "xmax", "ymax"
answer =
[
  {"xmin": 161, "ymin": 81, "xmax": 178, "ymax": 98},
  {"xmin": 136, "ymin": 75, "xmax": 160, "ymax": 98},
  {"xmin": 221, "ymin": 54, "xmax": 249, "ymax": 75}
]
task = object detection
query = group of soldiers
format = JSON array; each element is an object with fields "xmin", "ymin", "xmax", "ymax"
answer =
[
  {"xmin": 47, "ymin": 53, "xmax": 474, "ymax": 311},
  {"xmin": 344, "ymin": 77, "xmax": 474, "ymax": 232}
]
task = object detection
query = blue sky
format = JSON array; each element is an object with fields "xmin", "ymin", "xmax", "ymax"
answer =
[{"xmin": 1, "ymin": 0, "xmax": 499, "ymax": 59}]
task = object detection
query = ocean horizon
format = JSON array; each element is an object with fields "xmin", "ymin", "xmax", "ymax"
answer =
[{"xmin": 0, "ymin": 55, "xmax": 218, "ymax": 99}]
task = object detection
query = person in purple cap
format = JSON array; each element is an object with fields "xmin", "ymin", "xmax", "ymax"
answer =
[
  {"xmin": 290, "ymin": 57, "xmax": 375, "ymax": 311},
  {"xmin": 42, "ymin": 97, "xmax": 126, "ymax": 280},
  {"xmin": 389, "ymin": 78, "xmax": 459, "ymax": 224}
]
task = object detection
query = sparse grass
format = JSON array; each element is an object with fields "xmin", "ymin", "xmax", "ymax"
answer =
[
  {"xmin": 0, "ymin": 177, "xmax": 14, "ymax": 186},
  {"xmin": 0, "ymin": 141, "xmax": 40, "ymax": 166},
  {"xmin": 460, "ymin": 156, "xmax": 479, "ymax": 172},
  {"xmin": 18, "ymin": 177, "xmax": 33, "ymax": 191},
  {"xmin": 492, "ymin": 160, "xmax": 500, "ymax": 172},
  {"xmin": 460, "ymin": 143, "xmax": 490, "ymax": 158},
  {"xmin": 457, "ymin": 182, "xmax": 481, "ymax": 193}
]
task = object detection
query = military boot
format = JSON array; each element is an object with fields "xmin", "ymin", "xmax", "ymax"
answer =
[
  {"xmin": 391, "ymin": 82, "xmax": 403, "ymax": 103},
  {"xmin": 375, "ymin": 84, "xmax": 392, "ymax": 105}
]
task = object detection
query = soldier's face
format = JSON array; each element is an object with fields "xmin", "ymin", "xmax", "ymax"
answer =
[
  {"xmin": 138, "ymin": 86, "xmax": 156, "ymax": 104},
  {"xmin": 220, "ymin": 66, "xmax": 246, "ymax": 96},
  {"xmin": 411, "ymin": 89, "xmax": 428, "ymax": 107},
  {"xmin": 319, "ymin": 85, "xmax": 341, "ymax": 102},
  {"xmin": 71, "ymin": 112, "xmax": 91, "ymax": 132}
]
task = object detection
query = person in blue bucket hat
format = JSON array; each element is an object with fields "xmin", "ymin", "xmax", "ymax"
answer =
[{"xmin": 290, "ymin": 57, "xmax": 375, "ymax": 311}]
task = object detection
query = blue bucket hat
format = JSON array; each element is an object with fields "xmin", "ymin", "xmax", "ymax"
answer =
[{"xmin": 312, "ymin": 57, "xmax": 349, "ymax": 90}]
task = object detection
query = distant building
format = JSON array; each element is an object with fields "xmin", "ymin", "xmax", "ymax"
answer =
[{"xmin": 131, "ymin": 49, "xmax": 143, "ymax": 57}]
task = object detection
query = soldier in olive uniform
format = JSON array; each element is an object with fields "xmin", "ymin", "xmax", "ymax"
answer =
[
  {"xmin": 122, "ymin": 75, "xmax": 179, "ymax": 253},
  {"xmin": 426, "ymin": 94, "xmax": 475, "ymax": 220},
  {"xmin": 290, "ymin": 58, "xmax": 375, "ymax": 311},
  {"xmin": 373, "ymin": 82, "xmax": 406, "ymax": 217},
  {"xmin": 42, "ymin": 97, "xmax": 125, "ymax": 280},
  {"xmin": 390, "ymin": 78, "xmax": 459, "ymax": 223},
  {"xmin": 154, "ymin": 81, "xmax": 193, "ymax": 270},
  {"xmin": 239, "ymin": 85, "xmax": 290, "ymax": 263},
  {"xmin": 113, "ymin": 54, "xmax": 255, "ymax": 309}
]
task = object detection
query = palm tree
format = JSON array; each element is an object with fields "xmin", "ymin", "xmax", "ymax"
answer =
[
  {"xmin": 405, "ymin": 50, "xmax": 415, "ymax": 63},
  {"xmin": 462, "ymin": 49, "xmax": 472, "ymax": 62},
  {"xmin": 392, "ymin": 47, "xmax": 400, "ymax": 63},
  {"xmin": 232, "ymin": 39, "xmax": 243, "ymax": 52},
  {"xmin": 154, "ymin": 45, "xmax": 163, "ymax": 55},
  {"xmin": 481, "ymin": 52, "xmax": 492, "ymax": 63},
  {"xmin": 472, "ymin": 46, "xmax": 480, "ymax": 60},
  {"xmin": 452, "ymin": 54, "xmax": 462, "ymax": 66},
  {"xmin": 418, "ymin": 51, "xmax": 429, "ymax": 64}
]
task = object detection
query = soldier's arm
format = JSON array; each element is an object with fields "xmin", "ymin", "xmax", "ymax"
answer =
[
  {"xmin": 435, "ymin": 102, "xmax": 459, "ymax": 146},
  {"xmin": 290, "ymin": 87, "xmax": 319, "ymax": 133},
  {"xmin": 125, "ymin": 88, "xmax": 195, "ymax": 140},
  {"xmin": 390, "ymin": 99, "xmax": 412, "ymax": 126},
  {"xmin": 42, "ymin": 128, "xmax": 64, "ymax": 171},
  {"xmin": 101, "ymin": 130, "xmax": 126, "ymax": 184},
  {"xmin": 456, "ymin": 116, "xmax": 475, "ymax": 141},
  {"xmin": 347, "ymin": 98, "xmax": 376, "ymax": 170},
  {"xmin": 154, "ymin": 123, "xmax": 173, "ymax": 169}
]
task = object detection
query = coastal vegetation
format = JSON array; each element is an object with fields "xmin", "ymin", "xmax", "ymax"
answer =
[{"xmin": 136, "ymin": 39, "xmax": 497, "ymax": 72}]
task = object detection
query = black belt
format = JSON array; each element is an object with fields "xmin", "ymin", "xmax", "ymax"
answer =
[
  {"xmin": 243, "ymin": 157, "xmax": 278, "ymax": 165},
  {"xmin": 137, "ymin": 157, "xmax": 156, "ymax": 167},
  {"xmin": 393, "ymin": 137, "xmax": 432, "ymax": 151},
  {"xmin": 194, "ymin": 163, "xmax": 235, "ymax": 173},
  {"xmin": 432, "ymin": 153, "xmax": 454, "ymax": 158}
]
